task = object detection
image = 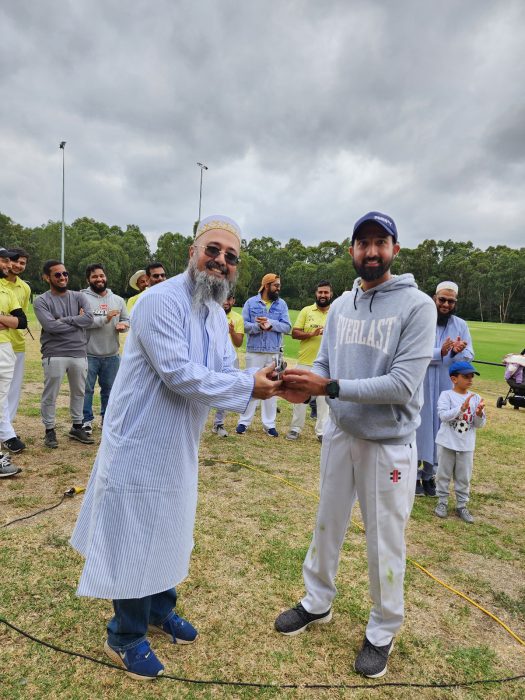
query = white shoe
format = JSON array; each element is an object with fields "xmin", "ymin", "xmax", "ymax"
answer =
[
  {"xmin": 82, "ymin": 421, "xmax": 93, "ymax": 436},
  {"xmin": 212, "ymin": 424, "xmax": 228, "ymax": 438}
]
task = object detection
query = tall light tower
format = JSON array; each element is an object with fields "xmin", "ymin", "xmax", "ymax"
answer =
[
  {"xmin": 59, "ymin": 141, "xmax": 66, "ymax": 263},
  {"xmin": 196, "ymin": 162, "xmax": 208, "ymax": 224}
]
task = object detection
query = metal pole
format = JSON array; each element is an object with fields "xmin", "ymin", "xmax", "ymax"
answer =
[
  {"xmin": 59, "ymin": 141, "xmax": 66, "ymax": 263},
  {"xmin": 196, "ymin": 162, "xmax": 208, "ymax": 224}
]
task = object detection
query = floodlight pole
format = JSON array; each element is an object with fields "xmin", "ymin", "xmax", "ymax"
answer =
[
  {"xmin": 196, "ymin": 162, "xmax": 208, "ymax": 224},
  {"xmin": 59, "ymin": 141, "xmax": 66, "ymax": 263}
]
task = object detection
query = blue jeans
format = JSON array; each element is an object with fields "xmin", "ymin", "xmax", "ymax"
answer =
[
  {"xmin": 417, "ymin": 460, "xmax": 434, "ymax": 481},
  {"xmin": 107, "ymin": 587, "xmax": 177, "ymax": 650},
  {"xmin": 83, "ymin": 354, "xmax": 120, "ymax": 423}
]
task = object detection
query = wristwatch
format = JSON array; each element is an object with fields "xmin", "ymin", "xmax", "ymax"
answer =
[{"xmin": 325, "ymin": 380, "xmax": 340, "ymax": 399}]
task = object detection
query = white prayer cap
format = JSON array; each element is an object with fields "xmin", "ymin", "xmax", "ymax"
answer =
[
  {"xmin": 436, "ymin": 281, "xmax": 458, "ymax": 294},
  {"xmin": 194, "ymin": 215, "xmax": 242, "ymax": 246}
]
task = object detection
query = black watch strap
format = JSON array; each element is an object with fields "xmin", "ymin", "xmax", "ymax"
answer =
[{"xmin": 326, "ymin": 380, "xmax": 340, "ymax": 399}]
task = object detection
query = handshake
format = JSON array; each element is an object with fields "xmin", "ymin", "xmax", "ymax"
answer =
[{"xmin": 252, "ymin": 362, "xmax": 330, "ymax": 403}]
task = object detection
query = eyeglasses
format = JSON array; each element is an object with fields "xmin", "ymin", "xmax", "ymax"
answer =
[
  {"xmin": 53, "ymin": 271, "xmax": 69, "ymax": 279},
  {"xmin": 195, "ymin": 244, "xmax": 240, "ymax": 266},
  {"xmin": 437, "ymin": 297, "xmax": 456, "ymax": 305},
  {"xmin": 150, "ymin": 273, "xmax": 166, "ymax": 279}
]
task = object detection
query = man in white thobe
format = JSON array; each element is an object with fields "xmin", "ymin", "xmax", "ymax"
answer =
[
  {"xmin": 415, "ymin": 281, "xmax": 474, "ymax": 496},
  {"xmin": 71, "ymin": 215, "xmax": 280, "ymax": 681}
]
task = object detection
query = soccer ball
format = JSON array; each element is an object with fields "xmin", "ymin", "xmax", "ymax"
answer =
[{"xmin": 456, "ymin": 419, "xmax": 469, "ymax": 434}]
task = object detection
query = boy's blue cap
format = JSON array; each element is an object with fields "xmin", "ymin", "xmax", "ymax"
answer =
[
  {"xmin": 352, "ymin": 211, "xmax": 398, "ymax": 244},
  {"xmin": 449, "ymin": 361, "xmax": 479, "ymax": 376}
]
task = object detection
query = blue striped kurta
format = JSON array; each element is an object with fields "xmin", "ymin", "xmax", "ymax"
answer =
[
  {"xmin": 416, "ymin": 315, "xmax": 474, "ymax": 466},
  {"xmin": 70, "ymin": 272, "xmax": 255, "ymax": 599}
]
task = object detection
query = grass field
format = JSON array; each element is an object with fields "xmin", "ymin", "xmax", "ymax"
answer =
[{"xmin": 1, "ymin": 312, "xmax": 524, "ymax": 699}]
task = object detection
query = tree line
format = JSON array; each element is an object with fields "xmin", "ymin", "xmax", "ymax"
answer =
[{"xmin": 2, "ymin": 212, "xmax": 524, "ymax": 323}]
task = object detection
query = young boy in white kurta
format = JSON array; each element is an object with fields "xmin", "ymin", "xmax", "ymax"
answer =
[{"xmin": 434, "ymin": 361, "xmax": 486, "ymax": 523}]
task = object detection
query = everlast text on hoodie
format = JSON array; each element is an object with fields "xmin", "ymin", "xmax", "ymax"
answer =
[{"xmin": 313, "ymin": 274, "xmax": 437, "ymax": 444}]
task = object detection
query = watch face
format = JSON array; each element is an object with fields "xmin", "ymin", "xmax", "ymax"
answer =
[{"xmin": 326, "ymin": 381, "xmax": 339, "ymax": 398}]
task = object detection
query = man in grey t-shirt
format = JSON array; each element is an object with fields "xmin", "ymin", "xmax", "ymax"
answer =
[
  {"xmin": 82, "ymin": 263, "xmax": 129, "ymax": 436},
  {"xmin": 34, "ymin": 260, "xmax": 95, "ymax": 449}
]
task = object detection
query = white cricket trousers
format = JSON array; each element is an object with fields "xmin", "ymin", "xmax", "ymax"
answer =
[
  {"xmin": 237, "ymin": 352, "xmax": 277, "ymax": 430},
  {"xmin": 0, "ymin": 344, "xmax": 16, "ymax": 441},
  {"xmin": 435, "ymin": 445, "xmax": 473, "ymax": 507},
  {"xmin": 289, "ymin": 364, "xmax": 329, "ymax": 437},
  {"xmin": 302, "ymin": 419, "xmax": 417, "ymax": 647},
  {"xmin": 0, "ymin": 351, "xmax": 24, "ymax": 441}
]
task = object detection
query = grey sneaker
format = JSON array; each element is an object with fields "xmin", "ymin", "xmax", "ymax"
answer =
[
  {"xmin": 68, "ymin": 428, "xmax": 95, "ymax": 444},
  {"xmin": 285, "ymin": 429, "xmax": 299, "ymax": 441},
  {"xmin": 456, "ymin": 506, "xmax": 474, "ymax": 524},
  {"xmin": 434, "ymin": 502, "xmax": 448, "ymax": 519},
  {"xmin": 275, "ymin": 602, "xmax": 332, "ymax": 636},
  {"xmin": 212, "ymin": 424, "xmax": 228, "ymax": 438},
  {"xmin": 44, "ymin": 429, "xmax": 58, "ymax": 449},
  {"xmin": 354, "ymin": 636, "xmax": 394, "ymax": 678},
  {"xmin": 0, "ymin": 453, "xmax": 21, "ymax": 478},
  {"xmin": 82, "ymin": 421, "xmax": 93, "ymax": 436}
]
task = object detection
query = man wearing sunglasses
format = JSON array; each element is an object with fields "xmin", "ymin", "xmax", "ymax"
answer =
[
  {"xmin": 415, "ymin": 281, "xmax": 474, "ymax": 496},
  {"xmin": 34, "ymin": 260, "xmax": 95, "ymax": 448},
  {"xmin": 145, "ymin": 262, "xmax": 167, "ymax": 287},
  {"xmin": 71, "ymin": 215, "xmax": 280, "ymax": 680}
]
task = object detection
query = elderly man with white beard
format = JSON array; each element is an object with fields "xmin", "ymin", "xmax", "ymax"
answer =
[{"xmin": 71, "ymin": 215, "xmax": 280, "ymax": 681}]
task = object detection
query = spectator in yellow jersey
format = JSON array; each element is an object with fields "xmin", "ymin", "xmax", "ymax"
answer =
[
  {"xmin": 0, "ymin": 248, "xmax": 31, "ymax": 454},
  {"xmin": 286, "ymin": 281, "xmax": 333, "ymax": 442},
  {"xmin": 212, "ymin": 292, "xmax": 244, "ymax": 437},
  {"xmin": 0, "ymin": 247, "xmax": 28, "ymax": 477},
  {"xmin": 126, "ymin": 270, "xmax": 148, "ymax": 313}
]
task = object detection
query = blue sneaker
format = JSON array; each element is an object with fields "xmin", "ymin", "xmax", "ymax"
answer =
[
  {"xmin": 265, "ymin": 428, "xmax": 279, "ymax": 437},
  {"xmin": 149, "ymin": 612, "xmax": 198, "ymax": 644},
  {"xmin": 104, "ymin": 639, "xmax": 164, "ymax": 681},
  {"xmin": 236, "ymin": 424, "xmax": 247, "ymax": 434}
]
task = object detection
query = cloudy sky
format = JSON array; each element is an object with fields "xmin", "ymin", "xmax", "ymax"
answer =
[{"xmin": 1, "ymin": 0, "xmax": 524, "ymax": 250}]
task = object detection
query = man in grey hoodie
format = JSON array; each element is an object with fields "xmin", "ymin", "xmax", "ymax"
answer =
[
  {"xmin": 82, "ymin": 264, "xmax": 129, "ymax": 435},
  {"xmin": 274, "ymin": 212, "xmax": 436, "ymax": 679}
]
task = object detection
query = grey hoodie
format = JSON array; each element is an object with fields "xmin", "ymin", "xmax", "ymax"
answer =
[
  {"xmin": 313, "ymin": 274, "xmax": 437, "ymax": 444},
  {"xmin": 83, "ymin": 288, "xmax": 129, "ymax": 357}
]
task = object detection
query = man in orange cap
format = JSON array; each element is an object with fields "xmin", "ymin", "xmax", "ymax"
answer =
[{"xmin": 236, "ymin": 273, "xmax": 291, "ymax": 437}]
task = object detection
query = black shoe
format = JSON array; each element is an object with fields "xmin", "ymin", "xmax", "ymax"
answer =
[
  {"xmin": 354, "ymin": 636, "xmax": 394, "ymax": 678},
  {"xmin": 275, "ymin": 602, "xmax": 332, "ymax": 636},
  {"xmin": 2, "ymin": 436, "xmax": 26, "ymax": 453},
  {"xmin": 415, "ymin": 479, "xmax": 425, "ymax": 496},
  {"xmin": 44, "ymin": 429, "xmax": 58, "ymax": 449},
  {"xmin": 422, "ymin": 477, "xmax": 436, "ymax": 497},
  {"xmin": 68, "ymin": 428, "xmax": 95, "ymax": 444}
]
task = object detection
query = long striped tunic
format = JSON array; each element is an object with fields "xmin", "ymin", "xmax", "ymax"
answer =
[{"xmin": 70, "ymin": 271, "xmax": 255, "ymax": 599}]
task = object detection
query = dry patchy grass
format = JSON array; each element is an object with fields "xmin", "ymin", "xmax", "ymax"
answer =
[{"xmin": 1, "ymin": 328, "xmax": 524, "ymax": 699}]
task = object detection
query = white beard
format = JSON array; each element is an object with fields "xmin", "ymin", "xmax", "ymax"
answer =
[{"xmin": 187, "ymin": 256, "xmax": 234, "ymax": 308}]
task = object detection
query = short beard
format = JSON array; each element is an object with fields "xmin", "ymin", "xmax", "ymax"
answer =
[
  {"xmin": 188, "ymin": 256, "xmax": 234, "ymax": 308},
  {"xmin": 316, "ymin": 297, "xmax": 331, "ymax": 308},
  {"xmin": 352, "ymin": 257, "xmax": 392, "ymax": 282},
  {"xmin": 268, "ymin": 290, "xmax": 279, "ymax": 301},
  {"xmin": 90, "ymin": 282, "xmax": 107, "ymax": 293}
]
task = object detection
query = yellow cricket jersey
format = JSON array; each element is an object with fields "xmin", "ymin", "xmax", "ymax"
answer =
[
  {"xmin": 294, "ymin": 303, "xmax": 330, "ymax": 365},
  {"xmin": 0, "ymin": 280, "xmax": 22, "ymax": 346},
  {"xmin": 127, "ymin": 290, "xmax": 144, "ymax": 312},
  {"xmin": 226, "ymin": 309, "xmax": 244, "ymax": 349},
  {"xmin": 2, "ymin": 277, "xmax": 31, "ymax": 352}
]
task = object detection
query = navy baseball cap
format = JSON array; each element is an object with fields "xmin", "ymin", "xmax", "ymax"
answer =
[
  {"xmin": 449, "ymin": 361, "xmax": 479, "ymax": 376},
  {"xmin": 352, "ymin": 211, "xmax": 398, "ymax": 244}
]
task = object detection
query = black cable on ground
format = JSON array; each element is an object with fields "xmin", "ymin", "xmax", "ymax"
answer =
[
  {"xmin": 1, "ymin": 618, "xmax": 524, "ymax": 691},
  {"xmin": 1, "ymin": 494, "xmax": 67, "ymax": 529}
]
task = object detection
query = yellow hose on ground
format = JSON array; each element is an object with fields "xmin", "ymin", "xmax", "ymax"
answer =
[{"xmin": 208, "ymin": 458, "xmax": 525, "ymax": 647}]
